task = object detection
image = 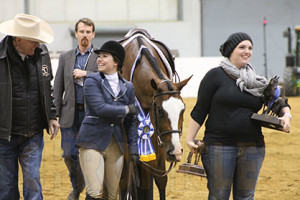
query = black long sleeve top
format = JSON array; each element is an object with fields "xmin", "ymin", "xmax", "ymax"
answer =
[{"xmin": 191, "ymin": 67, "xmax": 265, "ymax": 147}]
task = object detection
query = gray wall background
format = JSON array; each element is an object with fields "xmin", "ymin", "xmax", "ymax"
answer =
[
  {"xmin": 1, "ymin": 0, "xmax": 300, "ymax": 79},
  {"xmin": 201, "ymin": 0, "xmax": 300, "ymax": 79},
  {"xmin": 0, "ymin": 0, "xmax": 201, "ymax": 58}
]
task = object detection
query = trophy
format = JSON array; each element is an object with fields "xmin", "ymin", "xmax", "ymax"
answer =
[
  {"xmin": 251, "ymin": 76, "xmax": 287, "ymax": 131},
  {"xmin": 177, "ymin": 140, "xmax": 206, "ymax": 177}
]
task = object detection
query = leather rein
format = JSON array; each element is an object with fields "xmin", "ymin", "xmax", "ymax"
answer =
[
  {"xmin": 139, "ymin": 90, "xmax": 181, "ymax": 177},
  {"xmin": 152, "ymin": 89, "xmax": 183, "ymax": 146}
]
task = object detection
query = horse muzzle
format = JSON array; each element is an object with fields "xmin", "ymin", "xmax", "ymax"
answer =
[{"xmin": 166, "ymin": 145, "xmax": 183, "ymax": 162}]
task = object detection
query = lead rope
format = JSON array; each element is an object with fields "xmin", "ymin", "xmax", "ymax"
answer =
[{"xmin": 140, "ymin": 161, "xmax": 176, "ymax": 177}]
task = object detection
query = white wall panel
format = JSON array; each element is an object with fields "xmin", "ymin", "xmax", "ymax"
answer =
[
  {"xmin": 159, "ymin": 0, "xmax": 178, "ymax": 21},
  {"xmin": 95, "ymin": 0, "xmax": 128, "ymax": 21},
  {"xmin": 32, "ymin": 0, "xmax": 65, "ymax": 21},
  {"xmin": 175, "ymin": 57, "xmax": 222, "ymax": 97},
  {"xmin": 65, "ymin": 0, "xmax": 97, "ymax": 21},
  {"xmin": 0, "ymin": 0, "xmax": 24, "ymax": 21},
  {"xmin": 128, "ymin": 0, "xmax": 160, "ymax": 20},
  {"xmin": 0, "ymin": 0, "xmax": 201, "ymax": 58}
]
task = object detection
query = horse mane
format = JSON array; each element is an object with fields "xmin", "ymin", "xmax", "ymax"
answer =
[
  {"xmin": 119, "ymin": 28, "xmax": 176, "ymax": 77},
  {"xmin": 136, "ymin": 36, "xmax": 174, "ymax": 91},
  {"xmin": 119, "ymin": 29, "xmax": 191, "ymax": 200},
  {"xmin": 123, "ymin": 28, "xmax": 154, "ymax": 40}
]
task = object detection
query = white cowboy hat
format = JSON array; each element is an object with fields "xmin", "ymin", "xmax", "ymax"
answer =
[{"xmin": 0, "ymin": 13, "xmax": 54, "ymax": 44}]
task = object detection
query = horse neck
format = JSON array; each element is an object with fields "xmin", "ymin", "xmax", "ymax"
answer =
[
  {"xmin": 122, "ymin": 35, "xmax": 175, "ymax": 110},
  {"xmin": 137, "ymin": 36, "xmax": 171, "ymax": 79}
]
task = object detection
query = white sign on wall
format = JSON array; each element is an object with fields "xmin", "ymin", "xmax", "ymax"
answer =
[{"xmin": 174, "ymin": 57, "xmax": 222, "ymax": 98}]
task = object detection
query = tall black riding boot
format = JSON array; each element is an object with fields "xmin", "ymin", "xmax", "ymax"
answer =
[{"xmin": 65, "ymin": 157, "xmax": 85, "ymax": 200}]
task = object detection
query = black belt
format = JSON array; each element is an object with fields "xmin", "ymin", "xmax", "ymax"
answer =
[{"xmin": 75, "ymin": 103, "xmax": 84, "ymax": 110}]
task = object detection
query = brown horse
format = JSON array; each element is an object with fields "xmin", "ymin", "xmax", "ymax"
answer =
[{"xmin": 119, "ymin": 29, "xmax": 191, "ymax": 200}]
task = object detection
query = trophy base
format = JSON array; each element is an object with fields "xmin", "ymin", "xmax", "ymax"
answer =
[
  {"xmin": 251, "ymin": 113, "xmax": 284, "ymax": 131},
  {"xmin": 176, "ymin": 163, "xmax": 206, "ymax": 177}
]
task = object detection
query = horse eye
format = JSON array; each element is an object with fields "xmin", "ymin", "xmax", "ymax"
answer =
[{"xmin": 157, "ymin": 107, "xmax": 164, "ymax": 117}]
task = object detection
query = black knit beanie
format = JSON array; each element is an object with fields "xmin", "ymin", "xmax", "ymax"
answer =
[{"xmin": 219, "ymin": 32, "xmax": 253, "ymax": 58}]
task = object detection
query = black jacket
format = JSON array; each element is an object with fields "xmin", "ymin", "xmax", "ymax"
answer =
[
  {"xmin": 0, "ymin": 36, "xmax": 57, "ymax": 141},
  {"xmin": 191, "ymin": 67, "xmax": 265, "ymax": 146}
]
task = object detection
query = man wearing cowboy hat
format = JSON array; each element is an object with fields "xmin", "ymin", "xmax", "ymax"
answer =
[
  {"xmin": 0, "ymin": 13, "xmax": 60, "ymax": 200},
  {"xmin": 53, "ymin": 17, "xmax": 98, "ymax": 200}
]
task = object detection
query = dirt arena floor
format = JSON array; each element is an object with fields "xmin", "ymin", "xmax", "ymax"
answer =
[{"xmin": 18, "ymin": 97, "xmax": 300, "ymax": 200}]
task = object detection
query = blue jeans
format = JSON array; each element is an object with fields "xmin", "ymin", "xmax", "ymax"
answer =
[
  {"xmin": 61, "ymin": 108, "xmax": 85, "ymax": 193},
  {"xmin": 0, "ymin": 132, "xmax": 44, "ymax": 200},
  {"xmin": 201, "ymin": 144, "xmax": 265, "ymax": 200}
]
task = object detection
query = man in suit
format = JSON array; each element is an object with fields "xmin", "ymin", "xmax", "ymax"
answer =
[{"xmin": 53, "ymin": 18, "xmax": 98, "ymax": 200}]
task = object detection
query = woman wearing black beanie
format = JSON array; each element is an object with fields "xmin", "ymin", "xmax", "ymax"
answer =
[{"xmin": 186, "ymin": 32, "xmax": 291, "ymax": 200}]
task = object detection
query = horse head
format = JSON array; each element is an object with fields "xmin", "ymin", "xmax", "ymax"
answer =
[
  {"xmin": 120, "ymin": 30, "xmax": 192, "ymax": 163},
  {"xmin": 119, "ymin": 28, "xmax": 192, "ymax": 199},
  {"xmin": 263, "ymin": 76, "xmax": 279, "ymax": 103},
  {"xmin": 262, "ymin": 76, "xmax": 287, "ymax": 116},
  {"xmin": 149, "ymin": 76, "xmax": 191, "ymax": 162}
]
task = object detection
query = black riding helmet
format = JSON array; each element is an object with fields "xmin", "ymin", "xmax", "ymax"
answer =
[{"xmin": 94, "ymin": 40, "xmax": 125, "ymax": 70}]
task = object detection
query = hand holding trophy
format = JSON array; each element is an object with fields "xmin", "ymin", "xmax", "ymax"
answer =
[
  {"xmin": 177, "ymin": 139, "xmax": 206, "ymax": 177},
  {"xmin": 251, "ymin": 76, "xmax": 289, "ymax": 132}
]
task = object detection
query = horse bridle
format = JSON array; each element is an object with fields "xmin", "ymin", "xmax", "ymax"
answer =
[
  {"xmin": 152, "ymin": 90, "xmax": 183, "ymax": 146},
  {"xmin": 133, "ymin": 37, "xmax": 183, "ymax": 146},
  {"xmin": 138, "ymin": 87, "xmax": 183, "ymax": 177},
  {"xmin": 128, "ymin": 37, "xmax": 183, "ymax": 176}
]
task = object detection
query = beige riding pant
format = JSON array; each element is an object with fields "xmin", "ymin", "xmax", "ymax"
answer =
[{"xmin": 79, "ymin": 138, "xmax": 124, "ymax": 200}]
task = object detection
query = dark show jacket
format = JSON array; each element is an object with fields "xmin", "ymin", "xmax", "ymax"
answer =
[{"xmin": 76, "ymin": 72, "xmax": 138, "ymax": 155}]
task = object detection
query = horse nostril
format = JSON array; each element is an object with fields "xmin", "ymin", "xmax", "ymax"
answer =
[
  {"xmin": 166, "ymin": 150, "xmax": 176, "ymax": 161},
  {"xmin": 167, "ymin": 149, "xmax": 173, "ymax": 156}
]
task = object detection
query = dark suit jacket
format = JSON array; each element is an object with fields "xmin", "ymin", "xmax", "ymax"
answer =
[
  {"xmin": 53, "ymin": 47, "xmax": 98, "ymax": 128},
  {"xmin": 76, "ymin": 72, "xmax": 138, "ymax": 154}
]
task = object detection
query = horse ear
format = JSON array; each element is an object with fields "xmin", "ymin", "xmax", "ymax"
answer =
[
  {"xmin": 176, "ymin": 75, "xmax": 192, "ymax": 91},
  {"xmin": 150, "ymin": 79, "xmax": 158, "ymax": 91}
]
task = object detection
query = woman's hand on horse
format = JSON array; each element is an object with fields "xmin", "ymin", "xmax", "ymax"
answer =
[
  {"xmin": 127, "ymin": 104, "xmax": 139, "ymax": 116},
  {"xmin": 129, "ymin": 154, "xmax": 139, "ymax": 163}
]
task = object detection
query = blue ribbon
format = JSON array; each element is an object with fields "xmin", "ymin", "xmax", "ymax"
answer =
[
  {"xmin": 127, "ymin": 44, "xmax": 156, "ymax": 161},
  {"xmin": 136, "ymin": 99, "xmax": 156, "ymax": 162}
]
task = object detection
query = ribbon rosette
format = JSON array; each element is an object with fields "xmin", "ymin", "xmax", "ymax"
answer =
[{"xmin": 137, "ymin": 113, "xmax": 156, "ymax": 162}]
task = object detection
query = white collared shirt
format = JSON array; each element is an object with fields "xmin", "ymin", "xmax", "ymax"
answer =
[{"xmin": 104, "ymin": 72, "xmax": 120, "ymax": 96}]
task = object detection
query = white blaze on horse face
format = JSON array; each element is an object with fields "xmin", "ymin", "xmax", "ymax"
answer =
[{"xmin": 162, "ymin": 97, "xmax": 184, "ymax": 160}]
